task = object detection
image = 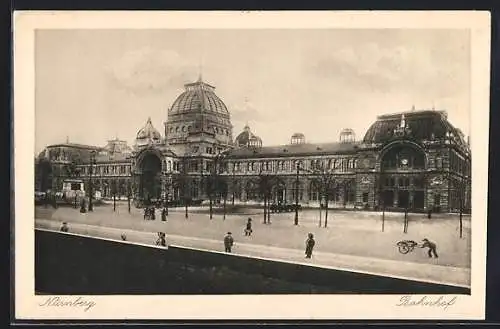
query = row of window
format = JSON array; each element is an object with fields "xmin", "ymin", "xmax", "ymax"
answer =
[
  {"xmin": 168, "ymin": 125, "xmax": 230, "ymax": 136},
  {"xmin": 381, "ymin": 177, "xmax": 425, "ymax": 188},
  {"xmin": 230, "ymin": 158, "xmax": 358, "ymax": 173},
  {"xmin": 80, "ymin": 164, "xmax": 131, "ymax": 176}
]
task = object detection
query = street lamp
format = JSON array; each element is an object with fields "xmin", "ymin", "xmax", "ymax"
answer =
[
  {"xmin": 127, "ymin": 180, "xmax": 131, "ymax": 213},
  {"xmin": 88, "ymin": 150, "xmax": 96, "ymax": 212},
  {"xmin": 294, "ymin": 162, "xmax": 301, "ymax": 226},
  {"xmin": 459, "ymin": 174, "xmax": 470, "ymax": 239}
]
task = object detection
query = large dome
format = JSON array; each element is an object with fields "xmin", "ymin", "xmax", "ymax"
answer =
[{"xmin": 169, "ymin": 77, "xmax": 229, "ymax": 115}]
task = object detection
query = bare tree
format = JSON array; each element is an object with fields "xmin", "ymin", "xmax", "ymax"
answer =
[
  {"xmin": 307, "ymin": 163, "xmax": 349, "ymax": 228},
  {"xmin": 174, "ymin": 158, "xmax": 193, "ymax": 219},
  {"xmin": 253, "ymin": 169, "xmax": 279, "ymax": 224},
  {"xmin": 443, "ymin": 171, "xmax": 470, "ymax": 238}
]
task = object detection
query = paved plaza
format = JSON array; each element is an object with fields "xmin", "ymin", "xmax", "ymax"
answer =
[{"xmin": 36, "ymin": 201, "xmax": 471, "ymax": 285}]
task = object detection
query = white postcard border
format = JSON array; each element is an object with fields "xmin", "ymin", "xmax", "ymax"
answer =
[{"xmin": 13, "ymin": 11, "xmax": 490, "ymax": 320}]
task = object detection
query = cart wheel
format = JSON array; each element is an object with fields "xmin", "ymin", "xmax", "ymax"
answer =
[{"xmin": 398, "ymin": 245, "xmax": 410, "ymax": 254}]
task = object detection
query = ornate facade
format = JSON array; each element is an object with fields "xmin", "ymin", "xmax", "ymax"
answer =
[{"xmin": 35, "ymin": 78, "xmax": 471, "ymax": 213}]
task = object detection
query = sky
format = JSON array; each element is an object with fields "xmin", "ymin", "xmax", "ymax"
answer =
[{"xmin": 35, "ymin": 29, "xmax": 471, "ymax": 154}]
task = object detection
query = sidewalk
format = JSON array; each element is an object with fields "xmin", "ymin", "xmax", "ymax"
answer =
[
  {"xmin": 35, "ymin": 219, "xmax": 470, "ymax": 288},
  {"xmin": 45, "ymin": 206, "xmax": 471, "ymax": 269}
]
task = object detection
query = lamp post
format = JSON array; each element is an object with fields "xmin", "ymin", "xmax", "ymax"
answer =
[
  {"xmin": 213, "ymin": 151, "xmax": 227, "ymax": 220},
  {"xmin": 88, "ymin": 151, "xmax": 96, "ymax": 212},
  {"xmin": 294, "ymin": 162, "xmax": 300, "ymax": 226},
  {"xmin": 127, "ymin": 180, "xmax": 131, "ymax": 213},
  {"xmin": 459, "ymin": 174, "xmax": 470, "ymax": 239},
  {"xmin": 113, "ymin": 181, "xmax": 117, "ymax": 212},
  {"xmin": 232, "ymin": 162, "xmax": 236, "ymax": 206}
]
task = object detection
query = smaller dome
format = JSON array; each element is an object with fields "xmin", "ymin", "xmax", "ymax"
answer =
[
  {"xmin": 291, "ymin": 132, "xmax": 306, "ymax": 145},
  {"xmin": 248, "ymin": 135, "xmax": 262, "ymax": 148},
  {"xmin": 137, "ymin": 117, "xmax": 162, "ymax": 142},
  {"xmin": 340, "ymin": 128, "xmax": 356, "ymax": 143},
  {"xmin": 235, "ymin": 124, "xmax": 262, "ymax": 148}
]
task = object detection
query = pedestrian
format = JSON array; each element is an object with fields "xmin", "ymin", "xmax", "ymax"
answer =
[
  {"xmin": 420, "ymin": 238, "xmax": 438, "ymax": 258},
  {"xmin": 60, "ymin": 222, "xmax": 69, "ymax": 232},
  {"xmin": 224, "ymin": 232, "xmax": 234, "ymax": 253},
  {"xmin": 305, "ymin": 232, "xmax": 315, "ymax": 259},
  {"xmin": 244, "ymin": 218, "xmax": 253, "ymax": 236},
  {"xmin": 121, "ymin": 234, "xmax": 127, "ymax": 241},
  {"xmin": 151, "ymin": 206, "xmax": 156, "ymax": 220},
  {"xmin": 161, "ymin": 207, "xmax": 167, "ymax": 221},
  {"xmin": 143, "ymin": 207, "xmax": 148, "ymax": 220},
  {"xmin": 156, "ymin": 232, "xmax": 166, "ymax": 247}
]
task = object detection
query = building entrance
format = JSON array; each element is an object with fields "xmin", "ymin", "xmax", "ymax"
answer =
[
  {"xmin": 138, "ymin": 153, "xmax": 162, "ymax": 202},
  {"xmin": 379, "ymin": 142, "xmax": 427, "ymax": 212}
]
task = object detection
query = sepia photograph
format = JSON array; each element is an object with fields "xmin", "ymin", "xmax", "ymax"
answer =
[{"xmin": 14, "ymin": 11, "xmax": 490, "ymax": 320}]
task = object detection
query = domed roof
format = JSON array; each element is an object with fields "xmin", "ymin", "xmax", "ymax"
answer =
[
  {"xmin": 137, "ymin": 117, "xmax": 161, "ymax": 141},
  {"xmin": 235, "ymin": 124, "xmax": 262, "ymax": 147},
  {"xmin": 291, "ymin": 132, "xmax": 306, "ymax": 145},
  {"xmin": 169, "ymin": 77, "xmax": 229, "ymax": 115},
  {"xmin": 362, "ymin": 109, "xmax": 467, "ymax": 148},
  {"xmin": 340, "ymin": 128, "xmax": 355, "ymax": 135}
]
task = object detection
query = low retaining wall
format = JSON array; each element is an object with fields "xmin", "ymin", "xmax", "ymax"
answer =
[{"xmin": 35, "ymin": 229, "xmax": 469, "ymax": 295}]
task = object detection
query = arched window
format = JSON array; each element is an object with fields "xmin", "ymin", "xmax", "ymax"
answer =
[
  {"xmin": 246, "ymin": 181, "xmax": 257, "ymax": 200},
  {"xmin": 175, "ymin": 127, "xmax": 180, "ymax": 133},
  {"xmin": 309, "ymin": 180, "xmax": 320, "ymax": 201},
  {"xmin": 291, "ymin": 181, "xmax": 304, "ymax": 201},
  {"xmin": 182, "ymin": 126, "xmax": 186, "ymax": 132}
]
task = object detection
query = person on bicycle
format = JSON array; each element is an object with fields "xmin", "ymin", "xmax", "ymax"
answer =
[{"xmin": 421, "ymin": 238, "xmax": 438, "ymax": 258}]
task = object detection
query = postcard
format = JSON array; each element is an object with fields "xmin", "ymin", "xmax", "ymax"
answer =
[{"xmin": 13, "ymin": 10, "xmax": 490, "ymax": 320}]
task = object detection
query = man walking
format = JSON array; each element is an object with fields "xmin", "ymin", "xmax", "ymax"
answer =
[
  {"xmin": 244, "ymin": 218, "xmax": 253, "ymax": 236},
  {"xmin": 421, "ymin": 238, "xmax": 438, "ymax": 258},
  {"xmin": 305, "ymin": 233, "xmax": 315, "ymax": 259},
  {"xmin": 224, "ymin": 232, "xmax": 234, "ymax": 253}
]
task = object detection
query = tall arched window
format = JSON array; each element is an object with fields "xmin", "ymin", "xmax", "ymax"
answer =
[{"xmin": 309, "ymin": 180, "xmax": 320, "ymax": 201}]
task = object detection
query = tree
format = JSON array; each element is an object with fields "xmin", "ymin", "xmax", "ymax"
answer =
[
  {"xmin": 443, "ymin": 172, "xmax": 470, "ymax": 238},
  {"xmin": 127, "ymin": 180, "xmax": 132, "ymax": 213},
  {"xmin": 64, "ymin": 151, "xmax": 83, "ymax": 178},
  {"xmin": 308, "ymin": 163, "xmax": 346, "ymax": 228},
  {"xmin": 254, "ymin": 170, "xmax": 279, "ymax": 224},
  {"xmin": 111, "ymin": 180, "xmax": 117, "ymax": 212},
  {"xmin": 174, "ymin": 158, "xmax": 193, "ymax": 219},
  {"xmin": 203, "ymin": 152, "xmax": 230, "ymax": 220}
]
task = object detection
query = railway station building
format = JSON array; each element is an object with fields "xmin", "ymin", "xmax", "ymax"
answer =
[{"xmin": 35, "ymin": 78, "xmax": 471, "ymax": 213}]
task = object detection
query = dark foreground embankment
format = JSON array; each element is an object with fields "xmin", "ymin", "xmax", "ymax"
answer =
[{"xmin": 35, "ymin": 229, "xmax": 469, "ymax": 295}]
